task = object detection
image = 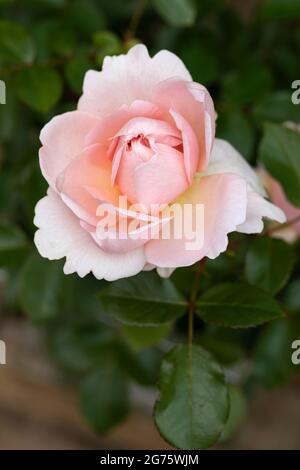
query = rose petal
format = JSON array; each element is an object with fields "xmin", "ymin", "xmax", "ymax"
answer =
[
  {"xmin": 34, "ymin": 189, "xmax": 146, "ymax": 281},
  {"xmin": 169, "ymin": 108, "xmax": 198, "ymax": 183},
  {"xmin": 39, "ymin": 111, "xmax": 99, "ymax": 189},
  {"xmin": 205, "ymin": 138, "xmax": 266, "ymax": 196},
  {"xmin": 237, "ymin": 189, "xmax": 286, "ymax": 234},
  {"xmin": 57, "ymin": 144, "xmax": 120, "ymax": 225},
  {"xmin": 78, "ymin": 44, "xmax": 192, "ymax": 117},
  {"xmin": 86, "ymin": 100, "xmax": 162, "ymax": 147},
  {"xmin": 145, "ymin": 173, "xmax": 247, "ymax": 267},
  {"xmin": 117, "ymin": 142, "xmax": 188, "ymax": 206},
  {"xmin": 152, "ymin": 79, "xmax": 215, "ymax": 173}
]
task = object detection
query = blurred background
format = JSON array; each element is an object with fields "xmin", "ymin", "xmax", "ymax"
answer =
[{"xmin": 0, "ymin": 0, "xmax": 300, "ymax": 449}]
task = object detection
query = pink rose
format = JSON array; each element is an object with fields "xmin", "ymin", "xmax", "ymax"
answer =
[
  {"xmin": 261, "ymin": 170, "xmax": 300, "ymax": 242},
  {"xmin": 34, "ymin": 45, "xmax": 285, "ymax": 281}
]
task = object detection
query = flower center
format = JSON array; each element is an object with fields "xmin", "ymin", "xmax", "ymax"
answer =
[{"xmin": 126, "ymin": 134, "xmax": 153, "ymax": 162}]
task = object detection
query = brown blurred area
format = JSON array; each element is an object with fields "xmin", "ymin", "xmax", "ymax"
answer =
[{"xmin": 1, "ymin": 316, "xmax": 300, "ymax": 450}]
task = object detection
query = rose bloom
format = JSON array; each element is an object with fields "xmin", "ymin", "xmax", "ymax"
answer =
[{"xmin": 34, "ymin": 45, "xmax": 285, "ymax": 281}]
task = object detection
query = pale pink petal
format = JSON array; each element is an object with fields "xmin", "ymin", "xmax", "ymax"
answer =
[
  {"xmin": 268, "ymin": 176, "xmax": 300, "ymax": 234},
  {"xmin": 60, "ymin": 192, "xmax": 98, "ymax": 227},
  {"xmin": 34, "ymin": 189, "xmax": 146, "ymax": 281},
  {"xmin": 206, "ymin": 139, "xmax": 266, "ymax": 196},
  {"xmin": 85, "ymin": 200, "xmax": 172, "ymax": 253},
  {"xmin": 95, "ymin": 200, "xmax": 161, "ymax": 223},
  {"xmin": 187, "ymin": 82, "xmax": 215, "ymax": 158},
  {"xmin": 86, "ymin": 100, "xmax": 162, "ymax": 147},
  {"xmin": 152, "ymin": 79, "xmax": 215, "ymax": 173},
  {"xmin": 117, "ymin": 143, "xmax": 188, "ymax": 206},
  {"xmin": 169, "ymin": 108, "xmax": 198, "ymax": 183},
  {"xmin": 90, "ymin": 228, "xmax": 149, "ymax": 253},
  {"xmin": 205, "ymin": 140, "xmax": 286, "ymax": 235},
  {"xmin": 156, "ymin": 267, "xmax": 175, "ymax": 278},
  {"xmin": 111, "ymin": 142, "xmax": 124, "ymax": 186},
  {"xmin": 91, "ymin": 216, "xmax": 164, "ymax": 253},
  {"xmin": 114, "ymin": 116, "xmax": 181, "ymax": 140},
  {"xmin": 78, "ymin": 44, "xmax": 191, "ymax": 117},
  {"xmin": 145, "ymin": 173, "xmax": 247, "ymax": 267},
  {"xmin": 237, "ymin": 189, "xmax": 286, "ymax": 234},
  {"xmin": 272, "ymin": 227, "xmax": 298, "ymax": 243},
  {"xmin": 57, "ymin": 144, "xmax": 120, "ymax": 225},
  {"xmin": 110, "ymin": 117, "xmax": 181, "ymax": 186},
  {"xmin": 39, "ymin": 111, "xmax": 99, "ymax": 189}
]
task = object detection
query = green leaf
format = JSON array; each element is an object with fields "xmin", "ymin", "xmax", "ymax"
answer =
[
  {"xmin": 258, "ymin": 0, "xmax": 300, "ymax": 20},
  {"xmin": 0, "ymin": 20, "xmax": 35, "ymax": 66},
  {"xmin": 0, "ymin": 92, "xmax": 19, "ymax": 142},
  {"xmin": 245, "ymin": 237, "xmax": 294, "ymax": 294},
  {"xmin": 217, "ymin": 109, "xmax": 255, "ymax": 161},
  {"xmin": 171, "ymin": 266, "xmax": 197, "ymax": 299},
  {"xmin": 178, "ymin": 40, "xmax": 219, "ymax": 85},
  {"xmin": 0, "ymin": 222, "xmax": 26, "ymax": 253},
  {"xmin": 60, "ymin": 274, "xmax": 104, "ymax": 323},
  {"xmin": 199, "ymin": 329, "xmax": 244, "ymax": 365},
  {"xmin": 0, "ymin": 222, "xmax": 27, "ymax": 267},
  {"xmin": 122, "ymin": 323, "xmax": 172, "ymax": 350},
  {"xmin": 19, "ymin": 253, "xmax": 65, "ymax": 323},
  {"xmin": 252, "ymin": 91, "xmax": 300, "ymax": 124},
  {"xmin": 93, "ymin": 31, "xmax": 122, "ymax": 66},
  {"xmin": 80, "ymin": 366, "xmax": 130, "ymax": 433},
  {"xmin": 50, "ymin": 25, "xmax": 76, "ymax": 57},
  {"xmin": 48, "ymin": 322, "xmax": 115, "ymax": 373},
  {"xmin": 115, "ymin": 340, "xmax": 161, "ymax": 386},
  {"xmin": 221, "ymin": 66, "xmax": 273, "ymax": 106},
  {"xmin": 98, "ymin": 272, "xmax": 186, "ymax": 326},
  {"xmin": 93, "ymin": 30, "xmax": 121, "ymax": 50},
  {"xmin": 247, "ymin": 319, "xmax": 297, "ymax": 389},
  {"xmin": 34, "ymin": 20, "xmax": 77, "ymax": 59},
  {"xmin": 154, "ymin": 345, "xmax": 229, "ymax": 450},
  {"xmin": 220, "ymin": 385, "xmax": 247, "ymax": 442},
  {"xmin": 197, "ymin": 283, "xmax": 284, "ymax": 328},
  {"xmin": 65, "ymin": 0, "xmax": 106, "ymax": 37},
  {"xmin": 152, "ymin": 0, "xmax": 197, "ymax": 27},
  {"xmin": 65, "ymin": 50, "xmax": 92, "ymax": 94},
  {"xmin": 283, "ymin": 278, "xmax": 300, "ymax": 314},
  {"xmin": 259, "ymin": 123, "xmax": 300, "ymax": 207},
  {"xmin": 14, "ymin": 66, "xmax": 62, "ymax": 113}
]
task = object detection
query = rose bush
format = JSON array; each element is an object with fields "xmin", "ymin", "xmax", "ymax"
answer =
[
  {"xmin": 1, "ymin": 0, "xmax": 300, "ymax": 452},
  {"xmin": 34, "ymin": 45, "xmax": 285, "ymax": 281}
]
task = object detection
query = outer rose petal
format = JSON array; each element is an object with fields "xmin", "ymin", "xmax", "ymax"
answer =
[
  {"xmin": 39, "ymin": 111, "xmax": 100, "ymax": 189},
  {"xmin": 145, "ymin": 173, "xmax": 248, "ymax": 267},
  {"xmin": 264, "ymin": 172, "xmax": 300, "ymax": 240},
  {"xmin": 205, "ymin": 139, "xmax": 286, "ymax": 233},
  {"xmin": 78, "ymin": 45, "xmax": 191, "ymax": 117},
  {"xmin": 205, "ymin": 138, "xmax": 266, "ymax": 196},
  {"xmin": 57, "ymin": 144, "xmax": 120, "ymax": 226},
  {"xmin": 34, "ymin": 189, "xmax": 146, "ymax": 281},
  {"xmin": 237, "ymin": 190, "xmax": 286, "ymax": 234}
]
